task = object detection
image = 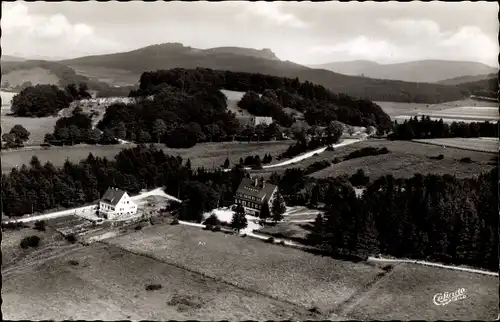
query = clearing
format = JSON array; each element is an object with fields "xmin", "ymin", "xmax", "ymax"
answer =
[
  {"xmin": 2, "ymin": 235, "xmax": 317, "ymax": 321},
  {"xmin": 305, "ymin": 139, "xmax": 495, "ymax": 179},
  {"xmin": 105, "ymin": 223, "xmax": 382, "ymax": 317},
  {"xmin": 413, "ymin": 137, "xmax": 498, "ymax": 153},
  {"xmin": 220, "ymin": 89, "xmax": 254, "ymax": 118},
  {"xmin": 1, "ymin": 115, "xmax": 59, "ymax": 146},
  {"xmin": 343, "ymin": 262, "xmax": 498, "ymax": 321},
  {"xmin": 1, "ymin": 141, "xmax": 293, "ymax": 173}
]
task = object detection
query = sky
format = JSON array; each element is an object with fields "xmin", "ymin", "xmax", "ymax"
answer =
[{"xmin": 2, "ymin": 1, "xmax": 498, "ymax": 66}]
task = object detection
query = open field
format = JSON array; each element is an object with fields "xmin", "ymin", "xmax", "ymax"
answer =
[
  {"xmin": 1, "ymin": 141, "xmax": 293, "ymax": 173},
  {"xmin": 344, "ymin": 262, "xmax": 498, "ymax": 321},
  {"xmin": 220, "ymin": 89, "xmax": 254, "ymax": 118},
  {"xmin": 376, "ymin": 99, "xmax": 499, "ymax": 123},
  {"xmin": 413, "ymin": 137, "xmax": 498, "ymax": 153},
  {"xmin": 252, "ymin": 139, "xmax": 496, "ymax": 179},
  {"xmin": 1, "ymin": 90, "xmax": 17, "ymax": 107},
  {"xmin": 2, "ymin": 67, "xmax": 61, "ymax": 87},
  {"xmin": 70, "ymin": 65, "xmax": 140, "ymax": 86},
  {"xmin": 106, "ymin": 224, "xmax": 382, "ymax": 317},
  {"xmin": 1, "ymin": 115, "xmax": 59, "ymax": 146},
  {"xmin": 309, "ymin": 139, "xmax": 496, "ymax": 179},
  {"xmin": 2, "ymin": 239, "xmax": 317, "ymax": 321}
]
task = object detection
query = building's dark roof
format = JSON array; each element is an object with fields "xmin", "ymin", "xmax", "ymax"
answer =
[
  {"xmin": 236, "ymin": 178, "xmax": 277, "ymax": 201},
  {"xmin": 101, "ymin": 187, "xmax": 126, "ymax": 206}
]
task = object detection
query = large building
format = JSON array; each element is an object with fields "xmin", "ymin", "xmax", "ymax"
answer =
[
  {"xmin": 98, "ymin": 187, "xmax": 138, "ymax": 220},
  {"xmin": 234, "ymin": 177, "xmax": 278, "ymax": 216}
]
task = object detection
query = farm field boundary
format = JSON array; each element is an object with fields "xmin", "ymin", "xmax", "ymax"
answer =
[{"xmin": 412, "ymin": 138, "xmax": 498, "ymax": 153}]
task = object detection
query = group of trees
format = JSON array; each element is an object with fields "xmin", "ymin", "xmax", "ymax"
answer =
[
  {"xmin": 238, "ymin": 90, "xmax": 295, "ymax": 127},
  {"xmin": 99, "ymin": 85, "xmax": 241, "ymax": 148},
  {"xmin": 135, "ymin": 68, "xmax": 393, "ymax": 132},
  {"xmin": 270, "ymin": 167, "xmax": 497, "ymax": 271},
  {"xmin": 390, "ymin": 116, "xmax": 498, "ymax": 140},
  {"xmin": 1, "ymin": 124, "xmax": 31, "ymax": 148},
  {"xmin": 10, "ymin": 84, "xmax": 73, "ymax": 117},
  {"xmin": 43, "ymin": 108, "xmax": 117, "ymax": 146},
  {"xmin": 9, "ymin": 82, "xmax": 93, "ymax": 118},
  {"xmin": 344, "ymin": 147, "xmax": 390, "ymax": 161}
]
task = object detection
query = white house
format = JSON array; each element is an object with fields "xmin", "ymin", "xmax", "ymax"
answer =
[
  {"xmin": 234, "ymin": 177, "xmax": 278, "ymax": 216},
  {"xmin": 98, "ymin": 187, "xmax": 137, "ymax": 220}
]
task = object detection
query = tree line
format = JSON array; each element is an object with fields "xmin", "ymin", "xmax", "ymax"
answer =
[
  {"xmin": 268, "ymin": 166, "xmax": 497, "ymax": 271},
  {"xmin": 390, "ymin": 116, "xmax": 498, "ymax": 140}
]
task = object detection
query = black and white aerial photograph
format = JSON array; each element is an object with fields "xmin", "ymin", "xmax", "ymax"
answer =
[{"xmin": 1, "ymin": 1, "xmax": 498, "ymax": 321}]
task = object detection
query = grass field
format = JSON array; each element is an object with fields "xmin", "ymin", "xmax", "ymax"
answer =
[
  {"xmin": 252, "ymin": 139, "xmax": 495, "ymax": 179},
  {"xmin": 2, "ymin": 67, "xmax": 60, "ymax": 87},
  {"xmin": 306, "ymin": 140, "xmax": 496, "ymax": 179},
  {"xmin": 70, "ymin": 65, "xmax": 140, "ymax": 86},
  {"xmin": 413, "ymin": 138, "xmax": 498, "ymax": 153},
  {"xmin": 345, "ymin": 262, "xmax": 498, "ymax": 321},
  {"xmin": 2, "ymin": 221, "xmax": 496, "ymax": 320},
  {"xmin": 1, "ymin": 141, "xmax": 294, "ymax": 173},
  {"xmin": 2, "ymin": 237, "xmax": 317, "ymax": 321},
  {"xmin": 1, "ymin": 115, "xmax": 59, "ymax": 146},
  {"xmin": 220, "ymin": 89, "xmax": 254, "ymax": 118},
  {"xmin": 106, "ymin": 224, "xmax": 383, "ymax": 317},
  {"xmin": 376, "ymin": 99, "xmax": 499, "ymax": 121}
]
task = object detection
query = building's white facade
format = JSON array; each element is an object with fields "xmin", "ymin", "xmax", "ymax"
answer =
[{"xmin": 98, "ymin": 188, "xmax": 138, "ymax": 220}]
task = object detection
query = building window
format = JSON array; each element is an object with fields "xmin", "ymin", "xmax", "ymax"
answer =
[{"xmin": 243, "ymin": 201, "xmax": 246, "ymax": 206}]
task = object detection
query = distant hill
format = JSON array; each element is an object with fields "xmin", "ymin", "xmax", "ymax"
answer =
[
  {"xmin": 310, "ymin": 59, "xmax": 497, "ymax": 83},
  {"xmin": 456, "ymin": 74, "xmax": 498, "ymax": 99},
  {"xmin": 1, "ymin": 55, "xmax": 27, "ymax": 62},
  {"xmin": 438, "ymin": 73, "xmax": 497, "ymax": 86},
  {"xmin": 1, "ymin": 60, "xmax": 110, "ymax": 91},
  {"xmin": 58, "ymin": 43, "xmax": 473, "ymax": 104}
]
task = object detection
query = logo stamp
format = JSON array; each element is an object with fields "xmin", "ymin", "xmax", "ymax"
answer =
[{"xmin": 433, "ymin": 288, "xmax": 467, "ymax": 306}]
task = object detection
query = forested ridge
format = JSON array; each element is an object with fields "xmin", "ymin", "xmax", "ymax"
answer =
[{"xmin": 1, "ymin": 145, "xmax": 496, "ymax": 271}]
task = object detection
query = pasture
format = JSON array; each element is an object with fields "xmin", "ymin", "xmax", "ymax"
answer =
[
  {"xmin": 413, "ymin": 138, "xmax": 498, "ymax": 153},
  {"xmin": 106, "ymin": 223, "xmax": 382, "ymax": 317},
  {"xmin": 2, "ymin": 67, "xmax": 60, "ymax": 87},
  {"xmin": 344, "ymin": 262, "xmax": 498, "ymax": 321},
  {"xmin": 376, "ymin": 99, "xmax": 499, "ymax": 123},
  {"xmin": 252, "ymin": 139, "xmax": 496, "ymax": 179},
  {"xmin": 2, "ymin": 239, "xmax": 316, "ymax": 321},
  {"xmin": 0, "ymin": 140, "xmax": 294, "ymax": 173},
  {"xmin": 70, "ymin": 65, "xmax": 140, "ymax": 86},
  {"xmin": 1, "ymin": 115, "xmax": 59, "ymax": 146},
  {"xmin": 309, "ymin": 139, "xmax": 496, "ymax": 179}
]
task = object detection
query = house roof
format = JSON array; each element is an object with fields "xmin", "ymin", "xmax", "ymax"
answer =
[
  {"xmin": 236, "ymin": 178, "xmax": 277, "ymax": 201},
  {"xmin": 101, "ymin": 187, "xmax": 126, "ymax": 206}
]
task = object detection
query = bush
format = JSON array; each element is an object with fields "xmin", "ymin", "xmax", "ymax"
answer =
[
  {"xmin": 381, "ymin": 264, "xmax": 393, "ymax": 272},
  {"xmin": 241, "ymin": 233, "xmax": 247, "ymax": 238},
  {"xmin": 460, "ymin": 157, "xmax": 473, "ymax": 163},
  {"xmin": 331, "ymin": 157, "xmax": 342, "ymax": 164},
  {"xmin": 344, "ymin": 147, "xmax": 390, "ymax": 160},
  {"xmin": 34, "ymin": 220, "xmax": 47, "ymax": 231},
  {"xmin": 68, "ymin": 260, "xmax": 80, "ymax": 266},
  {"xmin": 134, "ymin": 224, "xmax": 143, "ymax": 230},
  {"xmin": 430, "ymin": 154, "xmax": 444, "ymax": 160},
  {"xmin": 325, "ymin": 146, "xmax": 335, "ymax": 151},
  {"xmin": 212, "ymin": 225, "xmax": 221, "ymax": 232},
  {"xmin": 20, "ymin": 235, "xmax": 41, "ymax": 248},
  {"xmin": 304, "ymin": 160, "xmax": 331, "ymax": 175},
  {"xmin": 20, "ymin": 238, "xmax": 30, "ymax": 249},
  {"xmin": 265, "ymin": 237, "xmax": 275, "ymax": 243},
  {"xmin": 278, "ymin": 240, "xmax": 285, "ymax": 245},
  {"xmin": 145, "ymin": 284, "xmax": 162, "ymax": 291},
  {"xmin": 203, "ymin": 214, "xmax": 221, "ymax": 226},
  {"xmin": 170, "ymin": 218, "xmax": 179, "ymax": 225},
  {"xmin": 203, "ymin": 224, "xmax": 213, "ymax": 231},
  {"xmin": 66, "ymin": 233, "xmax": 77, "ymax": 243}
]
